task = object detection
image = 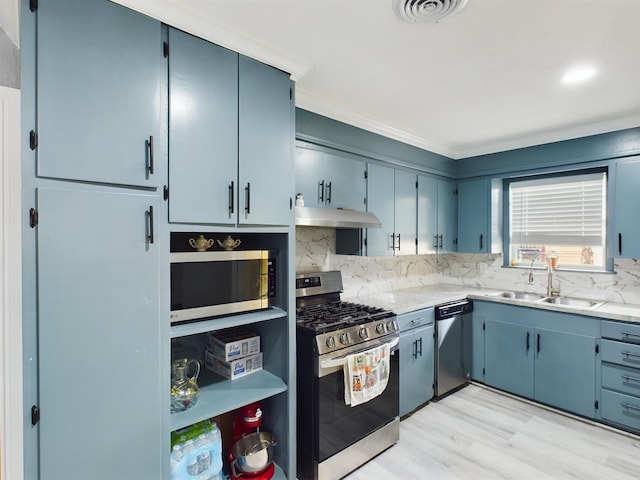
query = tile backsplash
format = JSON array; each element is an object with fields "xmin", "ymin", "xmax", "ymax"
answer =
[{"xmin": 296, "ymin": 227, "xmax": 640, "ymax": 304}]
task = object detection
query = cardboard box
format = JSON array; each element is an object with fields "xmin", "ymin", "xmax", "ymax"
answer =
[
  {"xmin": 205, "ymin": 330, "xmax": 260, "ymax": 361},
  {"xmin": 205, "ymin": 350, "xmax": 263, "ymax": 380}
]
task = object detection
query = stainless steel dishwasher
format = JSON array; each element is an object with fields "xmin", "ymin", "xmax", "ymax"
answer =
[{"xmin": 434, "ymin": 300, "xmax": 473, "ymax": 398}]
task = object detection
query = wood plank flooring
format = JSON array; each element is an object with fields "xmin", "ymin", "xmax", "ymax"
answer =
[{"xmin": 343, "ymin": 384, "xmax": 640, "ymax": 479}]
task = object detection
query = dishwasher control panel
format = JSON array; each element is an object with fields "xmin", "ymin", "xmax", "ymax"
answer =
[{"xmin": 435, "ymin": 300, "xmax": 473, "ymax": 319}]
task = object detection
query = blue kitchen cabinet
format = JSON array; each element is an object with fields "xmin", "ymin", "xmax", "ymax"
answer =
[
  {"xmin": 485, "ymin": 318, "xmax": 535, "ymax": 399},
  {"xmin": 238, "ymin": 56, "xmax": 293, "ymax": 226},
  {"xmin": 394, "ymin": 170, "xmax": 418, "ymax": 254},
  {"xmin": 470, "ymin": 312, "xmax": 485, "ymax": 382},
  {"xmin": 614, "ymin": 157, "xmax": 640, "ymax": 258},
  {"xmin": 295, "ymin": 145, "xmax": 366, "ymax": 210},
  {"xmin": 168, "ymin": 28, "xmax": 238, "ymax": 224},
  {"xmin": 36, "ymin": 0, "xmax": 162, "ymax": 187},
  {"xmin": 476, "ymin": 301, "xmax": 598, "ymax": 418},
  {"xmin": 457, "ymin": 178, "xmax": 489, "ymax": 253},
  {"xmin": 366, "ymin": 163, "xmax": 396, "ymax": 256},
  {"xmin": 438, "ymin": 178, "xmax": 458, "ymax": 253},
  {"xmin": 168, "ymin": 32, "xmax": 293, "ymax": 226},
  {"xmin": 417, "ymin": 176, "xmax": 458, "ymax": 254},
  {"xmin": 36, "ymin": 184, "xmax": 164, "ymax": 480},
  {"xmin": 398, "ymin": 309, "xmax": 435, "ymax": 417}
]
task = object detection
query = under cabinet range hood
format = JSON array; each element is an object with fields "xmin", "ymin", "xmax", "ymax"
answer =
[{"xmin": 294, "ymin": 206, "xmax": 382, "ymax": 229}]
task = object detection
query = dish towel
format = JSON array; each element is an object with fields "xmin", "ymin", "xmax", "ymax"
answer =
[{"xmin": 344, "ymin": 343, "xmax": 390, "ymax": 407}]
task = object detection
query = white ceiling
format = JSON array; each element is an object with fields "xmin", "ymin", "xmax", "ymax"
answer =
[{"xmin": 113, "ymin": 0, "xmax": 640, "ymax": 159}]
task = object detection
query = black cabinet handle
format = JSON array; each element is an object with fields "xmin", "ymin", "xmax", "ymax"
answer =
[
  {"xmin": 147, "ymin": 205, "xmax": 154, "ymax": 244},
  {"xmin": 147, "ymin": 135, "xmax": 154, "ymax": 175},
  {"xmin": 480, "ymin": 233, "xmax": 484, "ymax": 251},
  {"xmin": 318, "ymin": 180, "xmax": 325, "ymax": 202},
  {"xmin": 389, "ymin": 233, "xmax": 396, "ymax": 251},
  {"xmin": 412, "ymin": 339, "xmax": 418, "ymax": 359},
  {"xmin": 433, "ymin": 235, "xmax": 439, "ymax": 249},
  {"xmin": 439, "ymin": 234, "xmax": 443, "ymax": 249},
  {"xmin": 537, "ymin": 333, "xmax": 541, "ymax": 353},
  {"xmin": 326, "ymin": 181, "xmax": 332, "ymax": 204},
  {"xmin": 526, "ymin": 331, "xmax": 530, "ymax": 352},
  {"xmin": 618, "ymin": 233, "xmax": 622, "ymax": 255},
  {"xmin": 397, "ymin": 233, "xmax": 401, "ymax": 251},
  {"xmin": 245, "ymin": 183, "xmax": 251, "ymax": 214},
  {"xmin": 418, "ymin": 337, "xmax": 423, "ymax": 356},
  {"xmin": 228, "ymin": 181, "xmax": 235, "ymax": 215}
]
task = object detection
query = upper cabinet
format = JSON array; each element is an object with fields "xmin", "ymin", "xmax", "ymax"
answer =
[
  {"xmin": 417, "ymin": 176, "xmax": 457, "ymax": 254},
  {"xmin": 36, "ymin": 0, "xmax": 162, "ymax": 187},
  {"xmin": 168, "ymin": 28, "xmax": 293, "ymax": 227},
  {"xmin": 366, "ymin": 164, "xmax": 417, "ymax": 256},
  {"xmin": 295, "ymin": 146, "xmax": 366, "ymax": 210},
  {"xmin": 457, "ymin": 178, "xmax": 489, "ymax": 253},
  {"xmin": 614, "ymin": 157, "xmax": 640, "ymax": 258}
]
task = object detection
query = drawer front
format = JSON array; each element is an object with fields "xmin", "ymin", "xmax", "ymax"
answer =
[
  {"xmin": 601, "ymin": 339, "xmax": 640, "ymax": 368},
  {"xmin": 602, "ymin": 321, "xmax": 640, "ymax": 344},
  {"xmin": 398, "ymin": 308, "xmax": 434, "ymax": 332},
  {"xmin": 602, "ymin": 363, "xmax": 640, "ymax": 397},
  {"xmin": 601, "ymin": 389, "xmax": 640, "ymax": 432}
]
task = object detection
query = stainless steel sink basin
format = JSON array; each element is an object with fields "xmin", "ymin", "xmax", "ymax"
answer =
[
  {"xmin": 492, "ymin": 291, "xmax": 545, "ymax": 301},
  {"xmin": 537, "ymin": 297, "xmax": 604, "ymax": 309}
]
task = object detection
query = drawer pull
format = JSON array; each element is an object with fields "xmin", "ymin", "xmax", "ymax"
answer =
[
  {"xmin": 621, "ymin": 402, "xmax": 640, "ymax": 413},
  {"xmin": 621, "ymin": 374, "xmax": 640, "ymax": 383},
  {"xmin": 622, "ymin": 331, "xmax": 640, "ymax": 339},
  {"xmin": 622, "ymin": 351, "xmax": 640, "ymax": 359}
]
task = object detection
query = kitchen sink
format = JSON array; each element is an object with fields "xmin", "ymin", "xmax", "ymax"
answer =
[
  {"xmin": 491, "ymin": 291, "xmax": 546, "ymax": 301},
  {"xmin": 537, "ymin": 297, "xmax": 604, "ymax": 309}
]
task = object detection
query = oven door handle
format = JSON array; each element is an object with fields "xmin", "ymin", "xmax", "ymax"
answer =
[{"xmin": 319, "ymin": 337, "xmax": 400, "ymax": 370}]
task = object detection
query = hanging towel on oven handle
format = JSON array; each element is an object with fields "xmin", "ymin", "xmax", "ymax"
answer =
[{"xmin": 343, "ymin": 342, "xmax": 391, "ymax": 407}]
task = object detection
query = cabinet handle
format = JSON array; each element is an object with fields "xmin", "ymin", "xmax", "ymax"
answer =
[
  {"xmin": 389, "ymin": 233, "xmax": 396, "ymax": 251},
  {"xmin": 326, "ymin": 181, "xmax": 332, "ymax": 204},
  {"xmin": 397, "ymin": 233, "xmax": 401, "ymax": 251},
  {"xmin": 228, "ymin": 181, "xmax": 235, "ymax": 215},
  {"xmin": 622, "ymin": 351, "xmax": 640, "ymax": 359},
  {"xmin": 433, "ymin": 235, "xmax": 439, "ymax": 249},
  {"xmin": 526, "ymin": 331, "xmax": 530, "ymax": 352},
  {"xmin": 245, "ymin": 183, "xmax": 251, "ymax": 214},
  {"xmin": 318, "ymin": 180, "xmax": 325, "ymax": 202},
  {"xmin": 479, "ymin": 233, "xmax": 484, "ymax": 251},
  {"xmin": 147, "ymin": 135, "xmax": 154, "ymax": 175},
  {"xmin": 621, "ymin": 402, "xmax": 640, "ymax": 412},
  {"xmin": 621, "ymin": 374, "xmax": 640, "ymax": 383},
  {"xmin": 618, "ymin": 233, "xmax": 622, "ymax": 255},
  {"xmin": 537, "ymin": 333, "xmax": 541, "ymax": 353},
  {"xmin": 418, "ymin": 337, "xmax": 423, "ymax": 357},
  {"xmin": 622, "ymin": 331, "xmax": 640, "ymax": 339},
  {"xmin": 147, "ymin": 205, "xmax": 154, "ymax": 244},
  {"xmin": 439, "ymin": 234, "xmax": 443, "ymax": 249},
  {"xmin": 412, "ymin": 339, "xmax": 418, "ymax": 359}
]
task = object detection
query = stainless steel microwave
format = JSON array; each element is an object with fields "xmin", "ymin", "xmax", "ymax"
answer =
[{"xmin": 170, "ymin": 250, "xmax": 276, "ymax": 323}]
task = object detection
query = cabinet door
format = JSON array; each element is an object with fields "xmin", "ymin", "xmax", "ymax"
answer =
[
  {"xmin": 366, "ymin": 163, "xmax": 395, "ymax": 256},
  {"xmin": 324, "ymin": 152, "xmax": 367, "ymax": 211},
  {"xmin": 37, "ymin": 0, "xmax": 161, "ymax": 187},
  {"xmin": 394, "ymin": 170, "xmax": 417, "ymax": 255},
  {"xmin": 458, "ymin": 178, "xmax": 489, "ymax": 253},
  {"xmin": 534, "ymin": 328, "xmax": 596, "ymax": 418},
  {"xmin": 168, "ymin": 28, "xmax": 238, "ymax": 224},
  {"xmin": 400, "ymin": 325, "xmax": 434, "ymax": 416},
  {"xmin": 238, "ymin": 56, "xmax": 292, "ymax": 225},
  {"xmin": 437, "ymin": 179, "xmax": 458, "ymax": 252},
  {"xmin": 614, "ymin": 158, "xmax": 640, "ymax": 258},
  {"xmin": 295, "ymin": 146, "xmax": 326, "ymax": 207},
  {"xmin": 485, "ymin": 319, "xmax": 534, "ymax": 399},
  {"xmin": 470, "ymin": 314, "xmax": 485, "ymax": 382},
  {"xmin": 37, "ymin": 186, "xmax": 162, "ymax": 480},
  {"xmin": 417, "ymin": 175, "xmax": 438, "ymax": 254}
]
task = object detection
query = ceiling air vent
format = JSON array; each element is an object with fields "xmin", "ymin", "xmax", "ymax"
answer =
[{"xmin": 393, "ymin": 0, "xmax": 469, "ymax": 23}]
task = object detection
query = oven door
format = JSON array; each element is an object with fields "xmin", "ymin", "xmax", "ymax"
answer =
[{"xmin": 315, "ymin": 337, "xmax": 399, "ymax": 463}]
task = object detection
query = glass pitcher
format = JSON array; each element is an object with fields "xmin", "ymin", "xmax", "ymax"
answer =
[{"xmin": 171, "ymin": 358, "xmax": 201, "ymax": 413}]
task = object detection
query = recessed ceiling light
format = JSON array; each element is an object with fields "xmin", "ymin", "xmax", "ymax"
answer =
[{"xmin": 562, "ymin": 65, "xmax": 597, "ymax": 84}]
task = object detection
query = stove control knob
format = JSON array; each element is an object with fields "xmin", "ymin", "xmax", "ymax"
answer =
[
  {"xmin": 376, "ymin": 323, "xmax": 386, "ymax": 334},
  {"xmin": 359, "ymin": 328, "xmax": 369, "ymax": 339},
  {"xmin": 326, "ymin": 336, "xmax": 336, "ymax": 348},
  {"xmin": 387, "ymin": 320, "xmax": 396, "ymax": 332},
  {"xmin": 340, "ymin": 333, "xmax": 350, "ymax": 345}
]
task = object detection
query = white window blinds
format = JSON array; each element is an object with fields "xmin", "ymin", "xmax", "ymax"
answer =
[{"xmin": 510, "ymin": 172, "xmax": 606, "ymax": 246}]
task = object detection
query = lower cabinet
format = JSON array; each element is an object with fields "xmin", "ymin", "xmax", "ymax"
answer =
[
  {"xmin": 398, "ymin": 309, "xmax": 435, "ymax": 416},
  {"xmin": 477, "ymin": 301, "xmax": 598, "ymax": 419}
]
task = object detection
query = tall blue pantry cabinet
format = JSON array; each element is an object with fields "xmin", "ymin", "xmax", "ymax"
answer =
[{"xmin": 21, "ymin": 1, "xmax": 295, "ymax": 479}]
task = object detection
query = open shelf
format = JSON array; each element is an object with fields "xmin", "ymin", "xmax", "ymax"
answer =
[
  {"xmin": 170, "ymin": 307, "xmax": 288, "ymax": 339},
  {"xmin": 170, "ymin": 369, "xmax": 288, "ymax": 431}
]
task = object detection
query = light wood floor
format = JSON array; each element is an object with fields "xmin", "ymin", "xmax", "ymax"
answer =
[{"xmin": 344, "ymin": 384, "xmax": 640, "ymax": 479}]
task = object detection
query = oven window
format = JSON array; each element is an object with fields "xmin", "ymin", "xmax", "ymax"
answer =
[
  {"xmin": 171, "ymin": 259, "xmax": 266, "ymax": 310},
  {"xmin": 316, "ymin": 353, "xmax": 399, "ymax": 461}
]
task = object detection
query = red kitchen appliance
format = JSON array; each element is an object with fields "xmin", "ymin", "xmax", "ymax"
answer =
[{"xmin": 229, "ymin": 402, "xmax": 276, "ymax": 479}]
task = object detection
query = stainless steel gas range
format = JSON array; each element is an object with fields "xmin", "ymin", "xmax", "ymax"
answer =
[{"xmin": 295, "ymin": 271, "xmax": 400, "ymax": 480}]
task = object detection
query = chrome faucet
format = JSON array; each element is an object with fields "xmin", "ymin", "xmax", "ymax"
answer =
[{"xmin": 528, "ymin": 252, "xmax": 560, "ymax": 297}]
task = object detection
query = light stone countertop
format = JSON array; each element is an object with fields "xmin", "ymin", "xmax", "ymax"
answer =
[{"xmin": 344, "ymin": 284, "xmax": 640, "ymax": 324}]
